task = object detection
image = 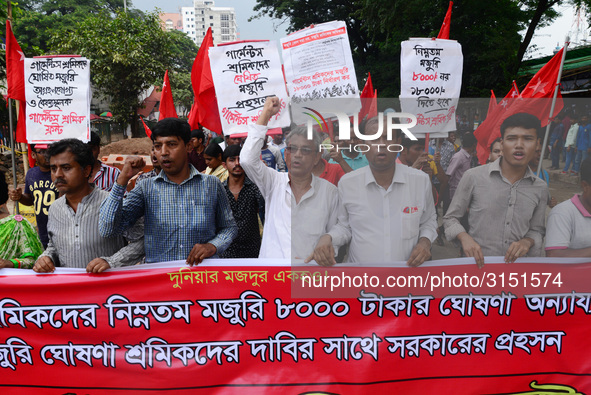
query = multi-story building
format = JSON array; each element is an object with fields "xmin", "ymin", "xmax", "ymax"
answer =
[
  {"xmin": 161, "ymin": 13, "xmax": 183, "ymax": 32},
  {"xmin": 180, "ymin": 0, "xmax": 238, "ymax": 46}
]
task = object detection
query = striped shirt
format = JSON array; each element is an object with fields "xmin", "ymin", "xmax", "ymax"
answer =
[
  {"xmin": 99, "ymin": 165, "xmax": 237, "ymax": 263},
  {"xmin": 40, "ymin": 187, "xmax": 144, "ymax": 268},
  {"xmin": 93, "ymin": 163, "xmax": 121, "ymax": 192}
]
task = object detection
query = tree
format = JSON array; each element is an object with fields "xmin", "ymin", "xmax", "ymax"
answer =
[
  {"xmin": 50, "ymin": 10, "xmax": 180, "ymax": 134},
  {"xmin": 12, "ymin": 0, "xmax": 132, "ymax": 55}
]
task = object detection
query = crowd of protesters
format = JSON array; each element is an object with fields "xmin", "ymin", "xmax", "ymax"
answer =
[{"xmin": 1, "ymin": 96, "xmax": 590, "ymax": 271}]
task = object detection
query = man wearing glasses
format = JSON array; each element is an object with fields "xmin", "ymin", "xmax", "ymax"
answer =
[{"xmin": 240, "ymin": 97, "xmax": 339, "ymax": 260}]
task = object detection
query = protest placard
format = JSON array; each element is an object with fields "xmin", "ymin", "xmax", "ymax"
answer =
[
  {"xmin": 209, "ymin": 41, "xmax": 290, "ymax": 135},
  {"xmin": 281, "ymin": 21, "xmax": 361, "ymax": 125},
  {"xmin": 24, "ymin": 56, "xmax": 91, "ymax": 144},
  {"xmin": 400, "ymin": 39, "xmax": 463, "ymax": 137}
]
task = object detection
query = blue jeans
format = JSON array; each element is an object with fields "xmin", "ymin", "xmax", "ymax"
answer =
[
  {"xmin": 573, "ymin": 149, "xmax": 589, "ymax": 173},
  {"xmin": 563, "ymin": 148, "xmax": 575, "ymax": 172}
]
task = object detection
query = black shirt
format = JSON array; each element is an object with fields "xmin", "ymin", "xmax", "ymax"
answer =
[{"xmin": 221, "ymin": 177, "xmax": 264, "ymax": 258}]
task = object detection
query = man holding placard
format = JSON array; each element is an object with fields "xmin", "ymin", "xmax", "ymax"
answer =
[{"xmin": 240, "ymin": 97, "xmax": 338, "ymax": 260}]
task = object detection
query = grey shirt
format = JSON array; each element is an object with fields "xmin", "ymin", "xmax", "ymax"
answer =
[
  {"xmin": 41, "ymin": 187, "xmax": 144, "ymax": 268},
  {"xmin": 546, "ymin": 194, "xmax": 591, "ymax": 251},
  {"xmin": 443, "ymin": 159, "xmax": 549, "ymax": 257}
]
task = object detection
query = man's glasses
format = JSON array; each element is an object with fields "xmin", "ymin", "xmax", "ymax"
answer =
[{"xmin": 285, "ymin": 145, "xmax": 315, "ymax": 155}]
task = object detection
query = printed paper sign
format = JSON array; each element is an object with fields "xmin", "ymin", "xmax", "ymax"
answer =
[
  {"xmin": 25, "ymin": 57, "xmax": 91, "ymax": 143},
  {"xmin": 281, "ymin": 21, "xmax": 361, "ymax": 124},
  {"xmin": 209, "ymin": 41, "xmax": 290, "ymax": 135},
  {"xmin": 400, "ymin": 39, "xmax": 463, "ymax": 136}
]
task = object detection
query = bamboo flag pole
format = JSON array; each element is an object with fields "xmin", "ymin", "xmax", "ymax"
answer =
[
  {"xmin": 537, "ymin": 37, "xmax": 569, "ymax": 177},
  {"xmin": 7, "ymin": 1, "xmax": 19, "ymax": 214}
]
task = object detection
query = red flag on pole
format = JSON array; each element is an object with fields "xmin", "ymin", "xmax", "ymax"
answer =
[
  {"xmin": 488, "ymin": 90, "xmax": 497, "ymax": 116},
  {"xmin": 6, "ymin": 20, "xmax": 25, "ymax": 102},
  {"xmin": 158, "ymin": 70, "xmax": 177, "ymax": 120},
  {"xmin": 187, "ymin": 102, "xmax": 200, "ymax": 130},
  {"xmin": 359, "ymin": 73, "xmax": 375, "ymax": 122},
  {"xmin": 191, "ymin": 28, "xmax": 222, "ymax": 134},
  {"xmin": 15, "ymin": 100, "xmax": 26, "ymax": 143},
  {"xmin": 437, "ymin": 1, "xmax": 453, "ymax": 40},
  {"xmin": 140, "ymin": 118, "xmax": 152, "ymax": 138},
  {"xmin": 474, "ymin": 49, "xmax": 565, "ymax": 164}
]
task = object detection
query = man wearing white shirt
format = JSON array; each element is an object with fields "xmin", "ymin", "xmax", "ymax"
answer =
[
  {"xmin": 308, "ymin": 116, "xmax": 437, "ymax": 266},
  {"xmin": 240, "ymin": 97, "xmax": 338, "ymax": 260}
]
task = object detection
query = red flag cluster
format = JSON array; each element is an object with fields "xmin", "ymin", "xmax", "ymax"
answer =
[
  {"xmin": 5, "ymin": 20, "xmax": 27, "ymax": 143},
  {"xmin": 474, "ymin": 48, "xmax": 565, "ymax": 164},
  {"xmin": 189, "ymin": 28, "xmax": 222, "ymax": 133}
]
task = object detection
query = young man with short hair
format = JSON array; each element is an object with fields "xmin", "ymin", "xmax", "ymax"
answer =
[
  {"xmin": 100, "ymin": 118, "xmax": 237, "ymax": 266},
  {"xmin": 9, "ymin": 143, "xmax": 58, "ymax": 248},
  {"xmin": 87, "ymin": 131, "xmax": 121, "ymax": 191},
  {"xmin": 221, "ymin": 145, "xmax": 264, "ymax": 258},
  {"xmin": 443, "ymin": 112, "xmax": 549, "ymax": 267},
  {"xmin": 546, "ymin": 157, "xmax": 591, "ymax": 257},
  {"xmin": 34, "ymin": 139, "xmax": 144, "ymax": 273},
  {"xmin": 187, "ymin": 128, "xmax": 207, "ymax": 172}
]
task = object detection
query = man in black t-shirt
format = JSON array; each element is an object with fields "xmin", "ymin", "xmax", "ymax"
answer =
[{"xmin": 9, "ymin": 144, "xmax": 58, "ymax": 248}]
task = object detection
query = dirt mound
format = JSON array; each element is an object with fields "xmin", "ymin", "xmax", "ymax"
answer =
[{"xmin": 100, "ymin": 137, "xmax": 153, "ymax": 157}]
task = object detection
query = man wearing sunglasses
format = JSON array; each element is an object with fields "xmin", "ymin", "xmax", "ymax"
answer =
[
  {"xmin": 240, "ymin": 97, "xmax": 339, "ymax": 260},
  {"xmin": 308, "ymin": 115, "xmax": 438, "ymax": 267}
]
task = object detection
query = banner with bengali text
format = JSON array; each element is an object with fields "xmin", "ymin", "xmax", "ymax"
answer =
[
  {"xmin": 209, "ymin": 41, "xmax": 291, "ymax": 136},
  {"xmin": 400, "ymin": 39, "xmax": 463, "ymax": 137},
  {"xmin": 24, "ymin": 56, "xmax": 91, "ymax": 144},
  {"xmin": 1, "ymin": 258, "xmax": 590, "ymax": 394},
  {"xmin": 281, "ymin": 21, "xmax": 361, "ymax": 125}
]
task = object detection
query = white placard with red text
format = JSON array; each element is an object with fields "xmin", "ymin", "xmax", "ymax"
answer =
[
  {"xmin": 281, "ymin": 21, "xmax": 361, "ymax": 124},
  {"xmin": 25, "ymin": 57, "xmax": 91, "ymax": 143},
  {"xmin": 209, "ymin": 41, "xmax": 290, "ymax": 136},
  {"xmin": 400, "ymin": 38, "xmax": 463, "ymax": 136}
]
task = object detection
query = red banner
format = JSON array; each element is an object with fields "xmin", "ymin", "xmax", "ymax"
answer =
[{"xmin": 1, "ymin": 258, "xmax": 591, "ymax": 394}]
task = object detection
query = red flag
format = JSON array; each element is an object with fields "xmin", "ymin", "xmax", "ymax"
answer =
[
  {"xmin": 191, "ymin": 28, "xmax": 222, "ymax": 134},
  {"xmin": 158, "ymin": 70, "xmax": 178, "ymax": 120},
  {"xmin": 488, "ymin": 90, "xmax": 497, "ymax": 116},
  {"xmin": 15, "ymin": 100, "xmax": 26, "ymax": 143},
  {"xmin": 187, "ymin": 102, "xmax": 200, "ymax": 130},
  {"xmin": 359, "ymin": 73, "xmax": 375, "ymax": 121},
  {"xmin": 6, "ymin": 20, "xmax": 25, "ymax": 101},
  {"xmin": 368, "ymin": 89, "xmax": 378, "ymax": 119},
  {"xmin": 437, "ymin": 1, "xmax": 453, "ymax": 40},
  {"xmin": 474, "ymin": 48, "xmax": 565, "ymax": 164},
  {"xmin": 140, "ymin": 117, "xmax": 152, "ymax": 138}
]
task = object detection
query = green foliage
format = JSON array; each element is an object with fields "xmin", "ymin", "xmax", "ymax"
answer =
[
  {"xmin": 169, "ymin": 71, "xmax": 194, "ymax": 117},
  {"xmin": 50, "ymin": 10, "xmax": 179, "ymax": 129}
]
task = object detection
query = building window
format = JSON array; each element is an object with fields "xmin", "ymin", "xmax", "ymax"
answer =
[
  {"xmin": 222, "ymin": 35, "xmax": 230, "ymax": 41},
  {"xmin": 221, "ymin": 21, "xmax": 229, "ymax": 27},
  {"xmin": 222, "ymin": 28, "xmax": 229, "ymax": 35},
  {"xmin": 210, "ymin": 15, "xmax": 213, "ymax": 19},
  {"xmin": 221, "ymin": 14, "xmax": 229, "ymax": 21},
  {"xmin": 210, "ymin": 23, "xmax": 214, "ymax": 27}
]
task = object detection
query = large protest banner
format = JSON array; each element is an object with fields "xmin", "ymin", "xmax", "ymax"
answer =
[
  {"xmin": 281, "ymin": 21, "xmax": 361, "ymax": 125},
  {"xmin": 209, "ymin": 41, "xmax": 291, "ymax": 135},
  {"xmin": 24, "ymin": 56, "xmax": 91, "ymax": 144},
  {"xmin": 400, "ymin": 39, "xmax": 463, "ymax": 137},
  {"xmin": 1, "ymin": 258, "xmax": 590, "ymax": 394}
]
